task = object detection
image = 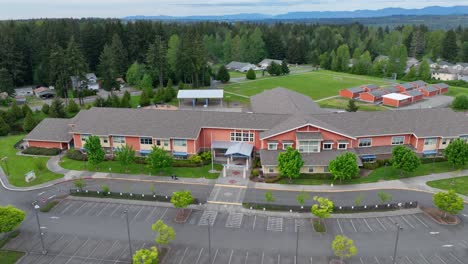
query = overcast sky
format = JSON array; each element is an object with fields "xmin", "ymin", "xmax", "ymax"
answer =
[{"xmin": 0, "ymin": 0, "xmax": 467, "ymax": 19}]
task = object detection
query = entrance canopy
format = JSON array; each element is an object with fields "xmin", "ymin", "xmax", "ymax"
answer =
[
  {"xmin": 212, "ymin": 141, "xmax": 253, "ymax": 158},
  {"xmin": 177, "ymin": 89, "xmax": 223, "ymax": 99}
]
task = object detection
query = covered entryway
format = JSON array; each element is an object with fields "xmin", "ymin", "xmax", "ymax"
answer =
[{"xmin": 211, "ymin": 141, "xmax": 253, "ymax": 179}]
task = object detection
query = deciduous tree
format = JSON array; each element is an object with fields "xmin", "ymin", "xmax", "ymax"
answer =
[
  {"xmin": 171, "ymin": 191, "xmax": 193, "ymax": 209},
  {"xmin": 115, "ymin": 145, "xmax": 136, "ymax": 172},
  {"xmin": 277, "ymin": 147, "xmax": 304, "ymax": 181},
  {"xmin": 433, "ymin": 190, "xmax": 464, "ymax": 219},
  {"xmin": 133, "ymin": 247, "xmax": 159, "ymax": 264},
  {"xmin": 328, "ymin": 152, "xmax": 359, "ymax": 182},
  {"xmin": 332, "ymin": 235, "xmax": 358, "ymax": 262},
  {"xmin": 311, "ymin": 196, "xmax": 334, "ymax": 219},
  {"xmin": 148, "ymin": 146, "xmax": 173, "ymax": 173},
  {"xmin": 391, "ymin": 146, "xmax": 421, "ymax": 175},
  {"xmin": 84, "ymin": 135, "xmax": 105, "ymax": 169},
  {"xmin": 444, "ymin": 139, "xmax": 468, "ymax": 169},
  {"xmin": 0, "ymin": 206, "xmax": 25, "ymax": 233},
  {"xmin": 151, "ymin": 220, "xmax": 175, "ymax": 246}
]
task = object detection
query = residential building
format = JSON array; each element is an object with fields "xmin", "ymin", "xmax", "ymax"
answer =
[
  {"xmin": 24, "ymin": 88, "xmax": 468, "ymax": 176},
  {"xmin": 382, "ymin": 93, "xmax": 412, "ymax": 107},
  {"xmin": 225, "ymin": 61, "xmax": 258, "ymax": 72},
  {"xmin": 34, "ymin": 87, "xmax": 55, "ymax": 99},
  {"xmin": 14, "ymin": 87, "xmax": 33, "ymax": 97},
  {"xmin": 70, "ymin": 73, "xmax": 100, "ymax": 90},
  {"xmin": 258, "ymin": 59, "xmax": 282, "ymax": 69},
  {"xmin": 431, "ymin": 68, "xmax": 457, "ymax": 81},
  {"xmin": 339, "ymin": 87, "xmax": 366, "ymax": 99}
]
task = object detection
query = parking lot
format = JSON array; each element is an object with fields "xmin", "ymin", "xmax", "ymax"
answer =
[
  {"xmin": 50, "ymin": 200, "xmax": 443, "ymax": 235},
  {"xmin": 4, "ymin": 231, "xmax": 467, "ymax": 264}
]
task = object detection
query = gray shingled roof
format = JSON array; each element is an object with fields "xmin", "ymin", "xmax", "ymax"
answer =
[
  {"xmin": 362, "ymin": 84, "xmax": 379, "ymax": 90},
  {"xmin": 296, "ymin": 132, "xmax": 323, "ymax": 140},
  {"xmin": 422, "ymin": 85, "xmax": 439, "ymax": 93},
  {"xmin": 434, "ymin": 83, "xmax": 449, "ymax": 89},
  {"xmin": 259, "ymin": 149, "xmax": 362, "ymax": 166},
  {"xmin": 250, "ymin": 87, "xmax": 326, "ymax": 115},
  {"xmin": 24, "ymin": 118, "xmax": 73, "ymax": 142},
  {"xmin": 404, "ymin": 89, "xmax": 423, "ymax": 97},
  {"xmin": 384, "ymin": 87, "xmax": 400, "ymax": 93},
  {"xmin": 398, "ymin": 83, "xmax": 414, "ymax": 90},
  {"xmin": 69, "ymin": 108, "xmax": 286, "ymax": 139},
  {"xmin": 354, "ymin": 145, "xmax": 415, "ymax": 155},
  {"xmin": 225, "ymin": 61, "xmax": 253, "ymax": 70},
  {"xmin": 368, "ymin": 89, "xmax": 388, "ymax": 97},
  {"xmin": 410, "ymin": 80, "xmax": 427, "ymax": 87},
  {"xmin": 347, "ymin": 87, "xmax": 365, "ymax": 93}
]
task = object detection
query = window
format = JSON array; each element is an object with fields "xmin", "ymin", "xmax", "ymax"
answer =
[
  {"xmin": 267, "ymin": 143, "xmax": 278, "ymax": 150},
  {"xmin": 282, "ymin": 143, "xmax": 293, "ymax": 150},
  {"xmin": 323, "ymin": 143, "xmax": 332, "ymax": 150},
  {"xmin": 308, "ymin": 167, "xmax": 314, "ymax": 173},
  {"xmin": 324, "ymin": 167, "xmax": 329, "ymax": 173},
  {"xmin": 101, "ymin": 138, "xmax": 108, "ymax": 144},
  {"xmin": 358, "ymin": 138, "xmax": 372, "ymax": 147},
  {"xmin": 156, "ymin": 140, "xmax": 161, "ymax": 146},
  {"xmin": 268, "ymin": 168, "xmax": 274, "ymax": 173},
  {"xmin": 338, "ymin": 143, "xmax": 347, "ymax": 150},
  {"xmin": 392, "ymin": 136, "xmax": 405, "ymax": 145},
  {"xmin": 442, "ymin": 138, "xmax": 450, "ymax": 145},
  {"xmin": 424, "ymin": 138, "xmax": 437, "ymax": 145},
  {"xmin": 298, "ymin": 140, "xmax": 320, "ymax": 153},
  {"xmin": 230, "ymin": 131, "xmax": 254, "ymax": 142},
  {"xmin": 140, "ymin": 137, "xmax": 153, "ymax": 145},
  {"xmin": 163, "ymin": 140, "xmax": 169, "ymax": 147},
  {"xmin": 173, "ymin": 139, "xmax": 187, "ymax": 147},
  {"xmin": 81, "ymin": 134, "xmax": 90, "ymax": 142},
  {"xmin": 113, "ymin": 136, "xmax": 125, "ymax": 144},
  {"xmin": 461, "ymin": 135, "xmax": 468, "ymax": 142}
]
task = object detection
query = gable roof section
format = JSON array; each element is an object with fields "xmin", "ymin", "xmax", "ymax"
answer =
[
  {"xmin": 24, "ymin": 118, "xmax": 73, "ymax": 142},
  {"xmin": 361, "ymin": 84, "xmax": 379, "ymax": 90},
  {"xmin": 226, "ymin": 61, "xmax": 252, "ymax": 70},
  {"xmin": 397, "ymin": 83, "xmax": 414, "ymax": 90},
  {"xmin": 433, "ymin": 83, "xmax": 449, "ymax": 89},
  {"xmin": 410, "ymin": 80, "xmax": 427, "ymax": 87},
  {"xmin": 384, "ymin": 87, "xmax": 400, "ymax": 93},
  {"xmin": 421, "ymin": 85, "xmax": 439, "ymax": 93},
  {"xmin": 403, "ymin": 89, "xmax": 423, "ymax": 97},
  {"xmin": 368, "ymin": 89, "xmax": 388, "ymax": 97},
  {"xmin": 346, "ymin": 87, "xmax": 365, "ymax": 93},
  {"xmin": 250, "ymin": 87, "xmax": 326, "ymax": 115}
]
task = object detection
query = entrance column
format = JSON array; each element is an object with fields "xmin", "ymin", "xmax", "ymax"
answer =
[
  {"xmin": 243, "ymin": 167, "xmax": 246, "ymax": 179},
  {"xmin": 223, "ymin": 166, "xmax": 226, "ymax": 177}
]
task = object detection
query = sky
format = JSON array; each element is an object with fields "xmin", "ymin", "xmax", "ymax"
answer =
[{"xmin": 0, "ymin": 0, "xmax": 468, "ymax": 19}]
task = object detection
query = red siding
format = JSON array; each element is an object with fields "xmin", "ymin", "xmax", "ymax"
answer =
[
  {"xmin": 360, "ymin": 92, "xmax": 379, "ymax": 102},
  {"xmin": 197, "ymin": 128, "xmax": 259, "ymax": 151},
  {"xmin": 73, "ymin": 134, "xmax": 82, "ymax": 148},
  {"xmin": 355, "ymin": 135, "xmax": 411, "ymax": 147},
  {"xmin": 28, "ymin": 140, "xmax": 66, "ymax": 149},
  {"xmin": 125, "ymin": 136, "xmax": 140, "ymax": 151},
  {"xmin": 418, "ymin": 88, "xmax": 438, "ymax": 97},
  {"xmin": 402, "ymin": 92, "xmax": 424, "ymax": 103},
  {"xmin": 339, "ymin": 90, "xmax": 362, "ymax": 99},
  {"xmin": 187, "ymin": 140, "xmax": 196, "ymax": 154},
  {"xmin": 382, "ymin": 97, "xmax": 411, "ymax": 108}
]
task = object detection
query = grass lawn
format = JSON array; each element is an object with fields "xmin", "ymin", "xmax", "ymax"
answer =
[
  {"xmin": 317, "ymin": 97, "xmax": 386, "ymax": 111},
  {"xmin": 224, "ymin": 70, "xmax": 392, "ymax": 101},
  {"xmin": 278, "ymin": 162, "xmax": 467, "ymax": 185},
  {"xmin": 427, "ymin": 176, "xmax": 468, "ymax": 195},
  {"xmin": 0, "ymin": 135, "xmax": 62, "ymax": 187},
  {"xmin": 445, "ymin": 85, "xmax": 468, "ymax": 97},
  {"xmin": 0, "ymin": 250, "xmax": 24, "ymax": 264},
  {"xmin": 60, "ymin": 157, "xmax": 222, "ymax": 179}
]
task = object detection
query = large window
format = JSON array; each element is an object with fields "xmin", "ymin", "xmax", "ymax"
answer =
[
  {"xmin": 391, "ymin": 136, "xmax": 405, "ymax": 145},
  {"xmin": 424, "ymin": 138, "xmax": 437, "ymax": 145},
  {"xmin": 173, "ymin": 139, "xmax": 187, "ymax": 147},
  {"xmin": 358, "ymin": 138, "xmax": 372, "ymax": 148},
  {"xmin": 282, "ymin": 142, "xmax": 293, "ymax": 150},
  {"xmin": 230, "ymin": 131, "xmax": 254, "ymax": 142},
  {"xmin": 338, "ymin": 143, "xmax": 347, "ymax": 150},
  {"xmin": 461, "ymin": 135, "xmax": 468, "ymax": 142},
  {"xmin": 113, "ymin": 136, "xmax": 125, "ymax": 144},
  {"xmin": 323, "ymin": 143, "xmax": 333, "ymax": 150},
  {"xmin": 298, "ymin": 140, "xmax": 319, "ymax": 153},
  {"xmin": 267, "ymin": 143, "xmax": 278, "ymax": 150},
  {"xmin": 140, "ymin": 137, "xmax": 153, "ymax": 145}
]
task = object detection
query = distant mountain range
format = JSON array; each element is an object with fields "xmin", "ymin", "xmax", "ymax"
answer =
[{"xmin": 124, "ymin": 5, "xmax": 468, "ymax": 21}]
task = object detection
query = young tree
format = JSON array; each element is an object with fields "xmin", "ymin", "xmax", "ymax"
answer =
[
  {"xmin": 332, "ymin": 235, "xmax": 358, "ymax": 262},
  {"xmin": 281, "ymin": 60, "xmax": 290, "ymax": 75},
  {"xmin": 277, "ymin": 147, "xmax": 304, "ymax": 182},
  {"xmin": 216, "ymin": 65, "xmax": 230, "ymax": 83},
  {"xmin": 378, "ymin": 191, "xmax": 393, "ymax": 203},
  {"xmin": 115, "ymin": 145, "xmax": 136, "ymax": 172},
  {"xmin": 148, "ymin": 146, "xmax": 173, "ymax": 173},
  {"xmin": 126, "ymin": 62, "xmax": 145, "ymax": 86},
  {"xmin": 0, "ymin": 68, "xmax": 14, "ymax": 95},
  {"xmin": 444, "ymin": 139, "xmax": 468, "ymax": 169},
  {"xmin": 120, "ymin": 92, "xmax": 132, "ymax": 108},
  {"xmin": 265, "ymin": 190, "xmax": 275, "ymax": 203},
  {"xmin": 0, "ymin": 206, "xmax": 26, "ymax": 233},
  {"xmin": 345, "ymin": 99, "xmax": 359, "ymax": 112},
  {"xmin": 246, "ymin": 68, "xmax": 256, "ymax": 80},
  {"xmin": 132, "ymin": 247, "xmax": 159, "ymax": 264},
  {"xmin": 267, "ymin": 61, "xmax": 282, "ymax": 76},
  {"xmin": 93, "ymin": 96, "xmax": 107, "ymax": 107},
  {"xmin": 151, "ymin": 220, "xmax": 175, "ymax": 246},
  {"xmin": 296, "ymin": 191, "xmax": 310, "ymax": 207},
  {"xmin": 10, "ymin": 101, "xmax": 23, "ymax": 119},
  {"xmin": 328, "ymin": 152, "xmax": 359, "ymax": 183},
  {"xmin": 311, "ymin": 196, "xmax": 334, "ymax": 219},
  {"xmin": 418, "ymin": 60, "xmax": 431, "ymax": 81},
  {"xmin": 167, "ymin": 34, "xmax": 180, "ymax": 76},
  {"xmin": 452, "ymin": 94, "xmax": 468, "ymax": 110},
  {"xmin": 84, "ymin": 136, "xmax": 105, "ymax": 169},
  {"xmin": 403, "ymin": 66, "xmax": 417, "ymax": 81},
  {"xmin": 433, "ymin": 190, "xmax": 464, "ymax": 219},
  {"xmin": 0, "ymin": 117, "xmax": 11, "ymax": 136},
  {"xmin": 139, "ymin": 90, "xmax": 151, "ymax": 107},
  {"xmin": 171, "ymin": 190, "xmax": 193, "ymax": 215},
  {"xmin": 139, "ymin": 73, "xmax": 153, "ymax": 91},
  {"xmin": 74, "ymin": 178, "xmax": 86, "ymax": 191},
  {"xmin": 391, "ymin": 146, "xmax": 421, "ymax": 175},
  {"xmin": 21, "ymin": 104, "xmax": 32, "ymax": 117},
  {"xmin": 66, "ymin": 99, "xmax": 80, "ymax": 113},
  {"xmin": 41, "ymin": 104, "xmax": 49, "ymax": 115},
  {"xmin": 23, "ymin": 111, "xmax": 36, "ymax": 132},
  {"xmin": 49, "ymin": 98, "xmax": 66, "ymax": 118}
]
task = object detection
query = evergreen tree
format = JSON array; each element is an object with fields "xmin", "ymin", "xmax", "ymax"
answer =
[
  {"xmin": 403, "ymin": 67, "xmax": 418, "ymax": 81},
  {"xmin": 418, "ymin": 60, "xmax": 431, "ymax": 81},
  {"xmin": 319, "ymin": 52, "xmax": 331, "ymax": 69},
  {"xmin": 121, "ymin": 91, "xmax": 132, "ymax": 108},
  {"xmin": 41, "ymin": 104, "xmax": 49, "ymax": 115},
  {"xmin": 23, "ymin": 111, "xmax": 36, "ymax": 132},
  {"xmin": 21, "ymin": 104, "xmax": 32, "ymax": 117},
  {"xmin": 246, "ymin": 68, "xmax": 256, "ymax": 80},
  {"xmin": 93, "ymin": 96, "xmax": 107, "ymax": 107},
  {"xmin": 0, "ymin": 116, "xmax": 10, "ymax": 136},
  {"xmin": 97, "ymin": 44, "xmax": 118, "ymax": 91},
  {"xmin": 167, "ymin": 34, "xmax": 180, "ymax": 77},
  {"xmin": 442, "ymin": 30, "xmax": 459, "ymax": 62},
  {"xmin": 267, "ymin": 61, "xmax": 282, "ymax": 76},
  {"xmin": 247, "ymin": 28, "xmax": 266, "ymax": 63},
  {"xmin": 139, "ymin": 73, "xmax": 153, "ymax": 90},
  {"xmin": 146, "ymin": 36, "xmax": 167, "ymax": 88},
  {"xmin": 334, "ymin": 44, "xmax": 351, "ymax": 72},
  {"xmin": 139, "ymin": 90, "xmax": 151, "ymax": 107},
  {"xmin": 153, "ymin": 88, "xmax": 164, "ymax": 104},
  {"xmin": 345, "ymin": 99, "xmax": 359, "ymax": 112},
  {"xmin": 66, "ymin": 99, "xmax": 80, "ymax": 113},
  {"xmin": 222, "ymin": 32, "xmax": 233, "ymax": 63},
  {"xmin": 10, "ymin": 101, "xmax": 23, "ymax": 119},
  {"xmin": 110, "ymin": 34, "xmax": 128, "ymax": 78},
  {"xmin": 65, "ymin": 36, "xmax": 88, "ymax": 82},
  {"xmin": 409, "ymin": 29, "xmax": 426, "ymax": 59},
  {"xmin": 0, "ymin": 68, "xmax": 14, "ymax": 95},
  {"xmin": 216, "ymin": 65, "xmax": 230, "ymax": 83},
  {"xmin": 126, "ymin": 62, "xmax": 145, "ymax": 86},
  {"xmin": 281, "ymin": 61, "xmax": 290, "ymax": 75},
  {"xmin": 49, "ymin": 98, "xmax": 66, "ymax": 118}
]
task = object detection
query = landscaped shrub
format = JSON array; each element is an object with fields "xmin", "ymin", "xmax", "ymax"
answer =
[
  {"xmin": 420, "ymin": 157, "xmax": 447, "ymax": 164},
  {"xmin": 188, "ymin": 154, "xmax": 202, "ymax": 164},
  {"xmin": 66, "ymin": 148, "xmax": 85, "ymax": 160},
  {"xmin": 134, "ymin": 156, "xmax": 148, "ymax": 164},
  {"xmin": 200, "ymin": 151, "xmax": 211, "ymax": 162},
  {"xmin": 265, "ymin": 175, "xmax": 282, "ymax": 183},
  {"xmin": 253, "ymin": 157, "xmax": 261, "ymax": 168},
  {"xmin": 362, "ymin": 159, "xmax": 392, "ymax": 170},
  {"xmin": 22, "ymin": 147, "xmax": 61, "ymax": 156},
  {"xmin": 251, "ymin": 169, "xmax": 259, "ymax": 177}
]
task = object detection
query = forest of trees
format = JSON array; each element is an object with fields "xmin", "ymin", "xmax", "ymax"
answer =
[{"xmin": 1, "ymin": 19, "xmax": 468, "ymax": 97}]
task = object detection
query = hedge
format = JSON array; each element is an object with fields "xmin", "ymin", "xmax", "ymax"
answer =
[
  {"xmin": 69, "ymin": 189, "xmax": 200, "ymax": 204},
  {"xmin": 66, "ymin": 148, "xmax": 86, "ymax": 161},
  {"xmin": 22, "ymin": 147, "xmax": 61, "ymax": 156}
]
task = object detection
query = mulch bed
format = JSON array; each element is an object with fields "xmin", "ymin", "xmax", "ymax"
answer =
[
  {"xmin": 174, "ymin": 209, "xmax": 192, "ymax": 223},
  {"xmin": 420, "ymin": 206, "xmax": 460, "ymax": 225},
  {"xmin": 311, "ymin": 219, "xmax": 326, "ymax": 233}
]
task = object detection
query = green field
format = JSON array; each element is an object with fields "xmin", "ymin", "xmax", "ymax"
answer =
[
  {"xmin": 427, "ymin": 176, "xmax": 468, "ymax": 195},
  {"xmin": 0, "ymin": 135, "xmax": 62, "ymax": 186},
  {"xmin": 317, "ymin": 97, "xmax": 387, "ymax": 111},
  {"xmin": 224, "ymin": 70, "xmax": 392, "ymax": 102},
  {"xmin": 60, "ymin": 157, "xmax": 222, "ymax": 179},
  {"xmin": 0, "ymin": 250, "xmax": 24, "ymax": 264},
  {"xmin": 446, "ymin": 85, "xmax": 468, "ymax": 97}
]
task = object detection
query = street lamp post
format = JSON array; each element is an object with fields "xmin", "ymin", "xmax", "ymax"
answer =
[
  {"xmin": 124, "ymin": 209, "xmax": 133, "ymax": 259},
  {"xmin": 208, "ymin": 222, "xmax": 212, "ymax": 264},
  {"xmin": 295, "ymin": 224, "xmax": 299, "ymax": 264},
  {"xmin": 34, "ymin": 204, "xmax": 47, "ymax": 255},
  {"xmin": 392, "ymin": 223, "xmax": 403, "ymax": 264}
]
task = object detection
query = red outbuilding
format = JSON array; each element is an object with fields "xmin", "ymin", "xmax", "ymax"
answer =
[
  {"xmin": 402, "ymin": 89, "xmax": 424, "ymax": 103},
  {"xmin": 360, "ymin": 84, "xmax": 380, "ymax": 92},
  {"xmin": 382, "ymin": 93, "xmax": 412, "ymax": 108},
  {"xmin": 393, "ymin": 83, "xmax": 415, "ymax": 92},
  {"xmin": 359, "ymin": 89, "xmax": 388, "ymax": 103},
  {"xmin": 339, "ymin": 87, "xmax": 366, "ymax": 99},
  {"xmin": 433, "ymin": 83, "xmax": 449, "ymax": 94},
  {"xmin": 418, "ymin": 85, "xmax": 440, "ymax": 97}
]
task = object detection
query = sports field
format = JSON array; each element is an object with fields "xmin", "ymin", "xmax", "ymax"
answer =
[{"xmin": 224, "ymin": 70, "xmax": 393, "ymax": 101}]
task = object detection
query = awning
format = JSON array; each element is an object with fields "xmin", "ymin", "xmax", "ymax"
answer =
[
  {"xmin": 225, "ymin": 142, "xmax": 254, "ymax": 158},
  {"xmin": 361, "ymin": 155, "xmax": 377, "ymax": 159},
  {"xmin": 423, "ymin": 150, "xmax": 438, "ymax": 155},
  {"xmin": 140, "ymin": 150, "xmax": 151, "ymax": 154},
  {"xmin": 173, "ymin": 152, "xmax": 188, "ymax": 156}
]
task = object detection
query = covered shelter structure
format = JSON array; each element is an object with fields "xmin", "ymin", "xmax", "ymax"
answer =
[
  {"xmin": 211, "ymin": 141, "xmax": 253, "ymax": 178},
  {"xmin": 177, "ymin": 89, "xmax": 224, "ymax": 109}
]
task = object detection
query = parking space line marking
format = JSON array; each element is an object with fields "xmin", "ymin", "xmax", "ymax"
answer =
[
  {"xmin": 244, "ymin": 251, "xmax": 248, "ymax": 264},
  {"xmin": 253, "ymin": 215, "xmax": 257, "ymax": 230},
  {"xmin": 412, "ymin": 215, "xmax": 429, "ymax": 228},
  {"xmin": 349, "ymin": 219, "xmax": 357, "ymax": 232},
  {"xmin": 159, "ymin": 208, "xmax": 168, "ymax": 220},
  {"xmin": 261, "ymin": 252, "xmax": 264, "ymax": 264},
  {"xmin": 211, "ymin": 248, "xmax": 219, "ymax": 264},
  {"xmin": 58, "ymin": 236, "xmax": 77, "ymax": 257},
  {"xmin": 60, "ymin": 202, "xmax": 76, "ymax": 215},
  {"xmin": 85, "ymin": 239, "xmax": 102, "ymax": 260},
  {"xmin": 228, "ymin": 249, "xmax": 234, "ymax": 264},
  {"xmin": 110, "ymin": 204, "xmax": 122, "ymax": 217},
  {"xmin": 277, "ymin": 254, "xmax": 280, "ymax": 264},
  {"xmin": 71, "ymin": 202, "xmax": 87, "ymax": 216},
  {"xmin": 130, "ymin": 207, "xmax": 144, "ymax": 223},
  {"xmin": 418, "ymin": 253, "xmax": 430, "ymax": 264},
  {"xmin": 359, "ymin": 257, "xmax": 364, "ymax": 264},
  {"xmin": 195, "ymin": 248, "xmax": 204, "ymax": 264},
  {"xmin": 374, "ymin": 256, "xmax": 381, "ymax": 264},
  {"xmin": 104, "ymin": 240, "xmax": 119, "ymax": 260},
  {"xmin": 96, "ymin": 203, "xmax": 110, "ymax": 217},
  {"xmin": 363, "ymin": 219, "xmax": 373, "ymax": 232},
  {"xmin": 436, "ymin": 255, "xmax": 448, "ymax": 264},
  {"xmin": 406, "ymin": 256, "xmax": 415, "ymax": 264},
  {"xmin": 145, "ymin": 207, "xmax": 157, "ymax": 222},
  {"xmin": 310, "ymin": 257, "xmax": 313, "ymax": 264},
  {"xmin": 85, "ymin": 203, "xmax": 99, "ymax": 215},
  {"xmin": 178, "ymin": 247, "xmax": 188, "ymax": 264},
  {"xmin": 401, "ymin": 216, "xmax": 415, "ymax": 229},
  {"xmin": 336, "ymin": 219, "xmax": 343, "ymax": 233},
  {"xmin": 375, "ymin": 218, "xmax": 387, "ymax": 231},
  {"xmin": 449, "ymin": 252, "xmax": 464, "ymax": 264}
]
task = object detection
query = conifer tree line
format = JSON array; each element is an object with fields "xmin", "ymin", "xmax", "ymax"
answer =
[{"xmin": 1, "ymin": 19, "xmax": 467, "ymax": 96}]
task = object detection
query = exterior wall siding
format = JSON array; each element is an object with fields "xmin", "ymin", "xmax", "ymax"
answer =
[
  {"xmin": 73, "ymin": 134, "xmax": 82, "ymax": 148},
  {"xmin": 359, "ymin": 93, "xmax": 378, "ymax": 102},
  {"xmin": 125, "ymin": 136, "xmax": 141, "ymax": 151},
  {"xmin": 28, "ymin": 141, "xmax": 66, "ymax": 149}
]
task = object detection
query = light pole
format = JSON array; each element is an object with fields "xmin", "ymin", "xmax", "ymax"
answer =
[
  {"xmin": 295, "ymin": 224, "xmax": 299, "ymax": 264},
  {"xmin": 208, "ymin": 222, "xmax": 212, "ymax": 264},
  {"xmin": 1, "ymin": 156, "xmax": 9, "ymax": 176},
  {"xmin": 392, "ymin": 223, "xmax": 403, "ymax": 264},
  {"xmin": 124, "ymin": 209, "xmax": 133, "ymax": 259},
  {"xmin": 34, "ymin": 204, "xmax": 47, "ymax": 255}
]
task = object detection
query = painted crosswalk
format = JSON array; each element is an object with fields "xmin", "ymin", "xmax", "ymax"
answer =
[
  {"xmin": 198, "ymin": 210, "xmax": 218, "ymax": 226},
  {"xmin": 225, "ymin": 213, "xmax": 243, "ymax": 228},
  {"xmin": 267, "ymin": 217, "xmax": 283, "ymax": 232}
]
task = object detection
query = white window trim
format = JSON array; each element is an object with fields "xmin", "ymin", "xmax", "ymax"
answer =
[
  {"xmin": 323, "ymin": 143, "xmax": 333, "ymax": 150},
  {"xmin": 282, "ymin": 143, "xmax": 293, "ymax": 150},
  {"xmin": 424, "ymin": 138, "xmax": 437, "ymax": 145},
  {"xmin": 338, "ymin": 143, "xmax": 348, "ymax": 150},
  {"xmin": 230, "ymin": 131, "xmax": 254, "ymax": 142},
  {"xmin": 391, "ymin": 136, "xmax": 405, "ymax": 145},
  {"xmin": 297, "ymin": 140, "xmax": 320, "ymax": 153},
  {"xmin": 358, "ymin": 138, "xmax": 372, "ymax": 148},
  {"xmin": 268, "ymin": 143, "xmax": 278, "ymax": 150}
]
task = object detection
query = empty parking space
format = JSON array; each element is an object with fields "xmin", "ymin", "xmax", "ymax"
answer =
[
  {"xmin": 132, "ymin": 206, "xmax": 154, "ymax": 222},
  {"xmin": 198, "ymin": 210, "xmax": 218, "ymax": 226},
  {"xmin": 226, "ymin": 213, "xmax": 244, "ymax": 228}
]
